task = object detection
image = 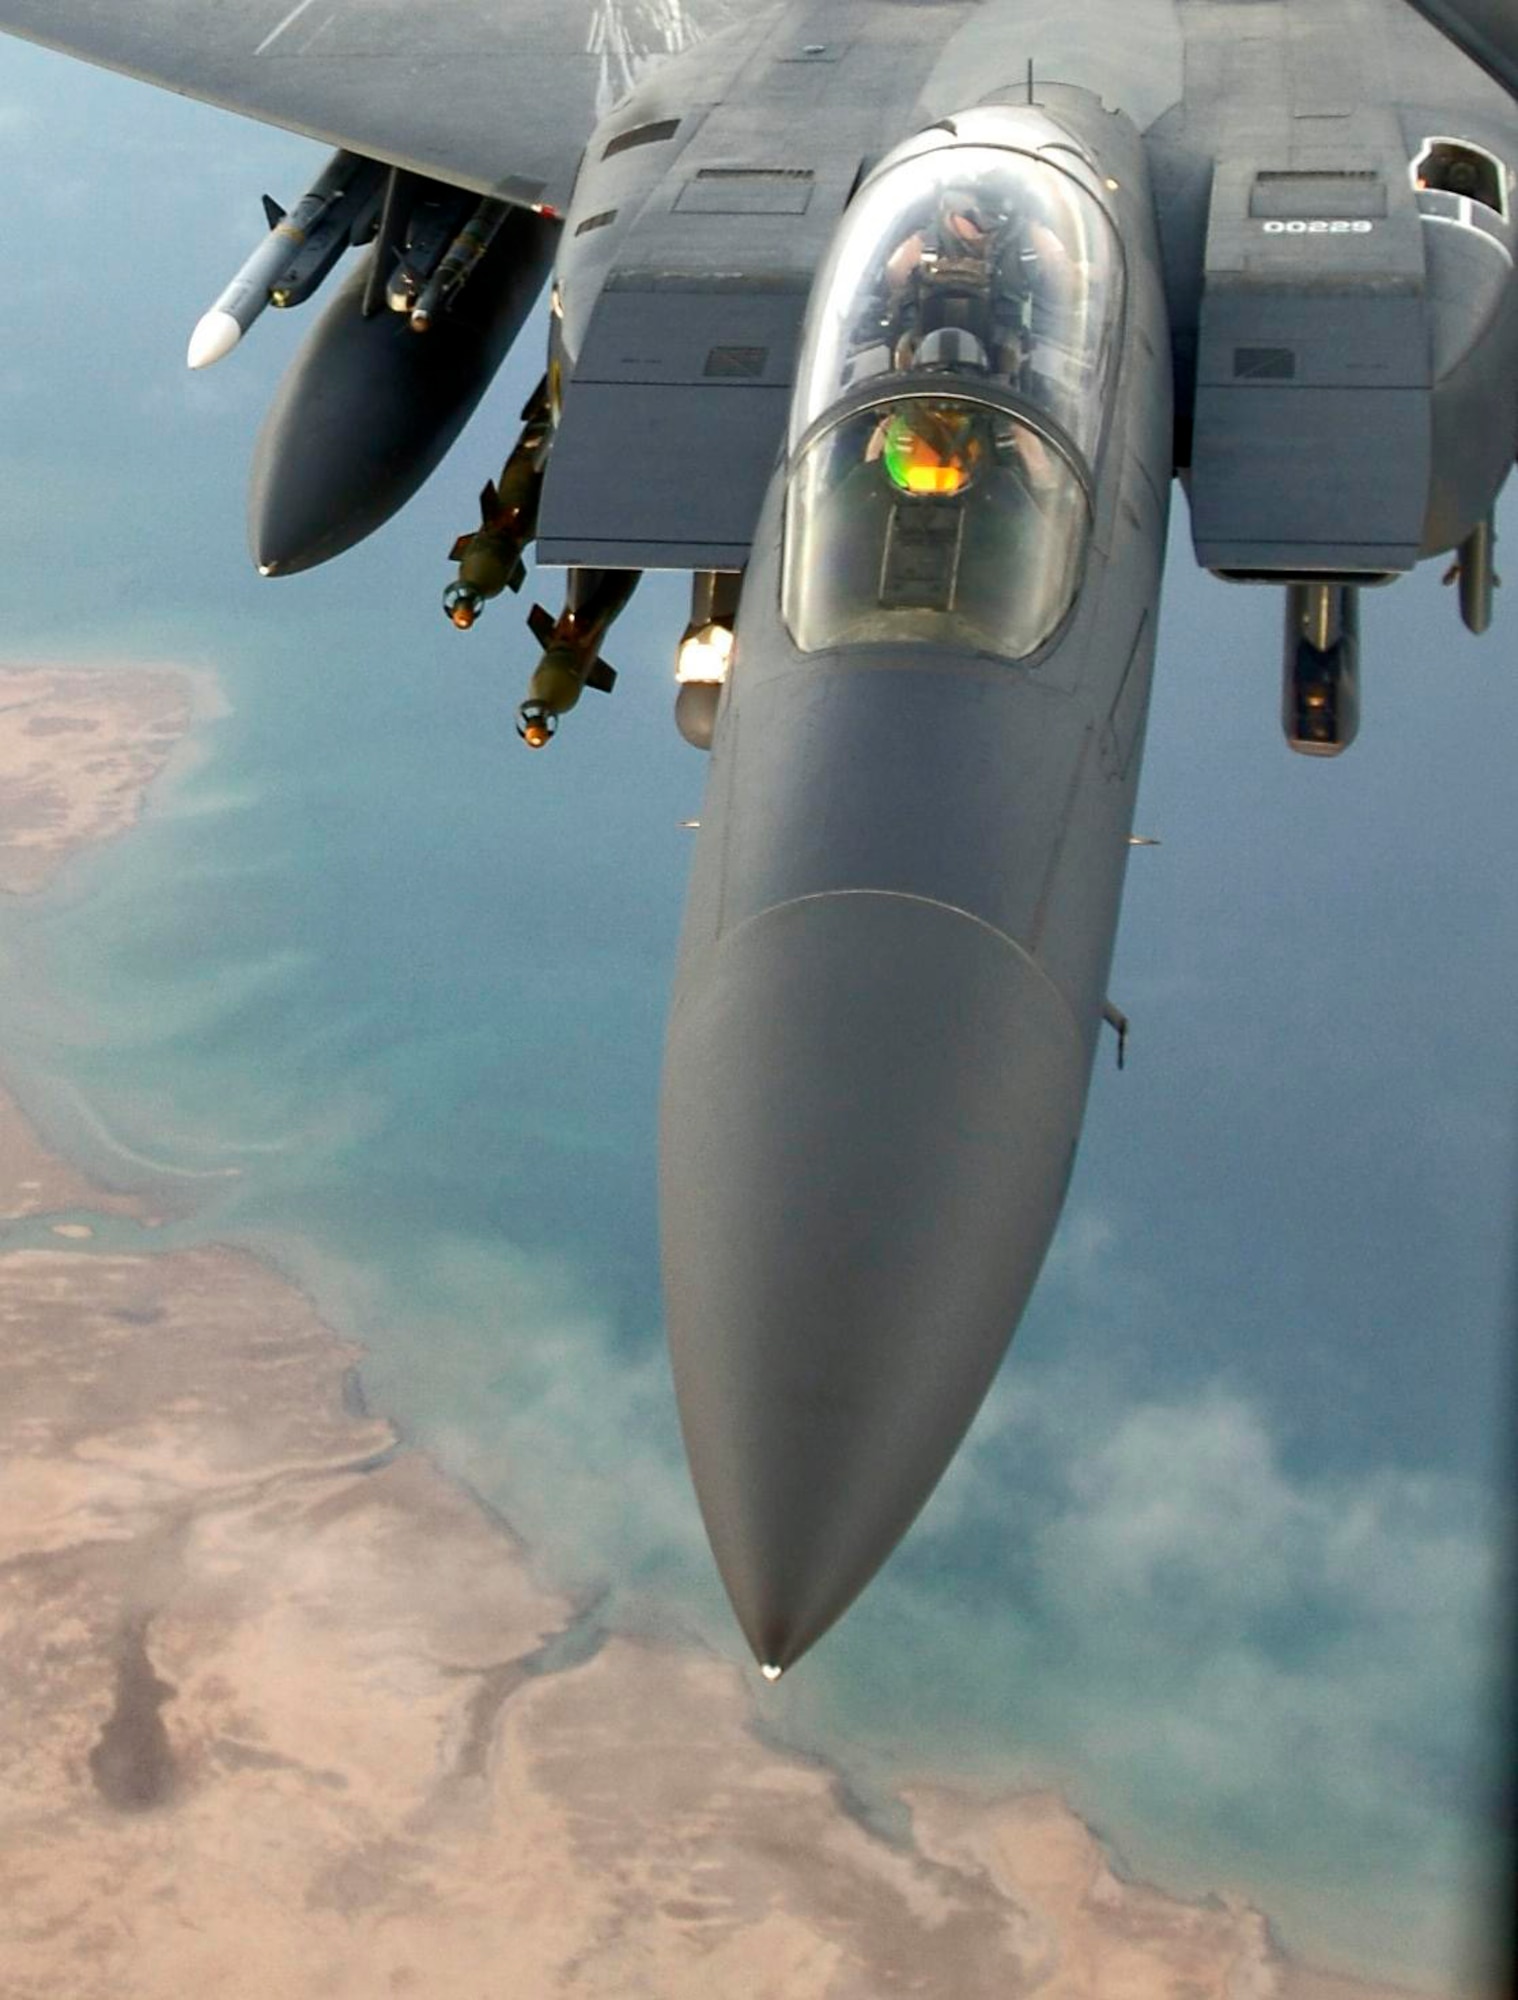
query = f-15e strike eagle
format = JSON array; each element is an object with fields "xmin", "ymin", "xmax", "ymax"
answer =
[{"xmin": 3, "ymin": 0, "xmax": 1516, "ymax": 1674}]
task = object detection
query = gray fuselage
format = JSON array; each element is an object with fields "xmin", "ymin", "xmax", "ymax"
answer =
[
  {"xmin": 536, "ymin": 0, "xmax": 1518, "ymax": 1669},
  {"xmin": 661, "ymin": 97, "xmax": 1173, "ymax": 1670}
]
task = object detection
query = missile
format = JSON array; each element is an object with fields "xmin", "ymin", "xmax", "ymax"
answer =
[
  {"xmin": 443, "ymin": 377, "xmax": 553, "ymax": 628},
  {"xmin": 1444, "ymin": 512, "xmax": 1497, "ymax": 635},
  {"xmin": 187, "ymin": 151, "xmax": 385, "ymax": 370},
  {"xmin": 411, "ymin": 200, "xmax": 510, "ymax": 334},
  {"xmin": 515, "ymin": 568, "xmax": 638, "ymax": 747},
  {"xmin": 249, "ymin": 204, "xmax": 558, "ymax": 575},
  {"xmin": 380, "ymin": 183, "xmax": 477, "ymax": 317}
]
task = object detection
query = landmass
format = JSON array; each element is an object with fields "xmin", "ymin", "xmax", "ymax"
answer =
[
  {"xmin": 0, "ymin": 1086, "xmax": 117, "ymax": 1221},
  {"xmin": 0, "ymin": 666, "xmax": 1442, "ymax": 1997},
  {"xmin": 0, "ymin": 1200, "xmax": 1436, "ymax": 2000},
  {"xmin": 0, "ymin": 665, "xmax": 193, "ymax": 896},
  {"xmin": 0, "ymin": 663, "xmax": 186, "ymax": 1219}
]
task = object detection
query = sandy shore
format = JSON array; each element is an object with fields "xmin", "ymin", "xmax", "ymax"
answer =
[
  {"xmin": 0, "ymin": 667, "xmax": 1441, "ymax": 1998},
  {"xmin": 0, "ymin": 1086, "xmax": 124, "ymax": 1221},
  {"xmin": 0, "ymin": 665, "xmax": 192, "ymax": 896},
  {"xmin": 0, "ymin": 663, "xmax": 181, "ymax": 1218},
  {"xmin": 0, "ymin": 1218, "xmax": 1429, "ymax": 1999}
]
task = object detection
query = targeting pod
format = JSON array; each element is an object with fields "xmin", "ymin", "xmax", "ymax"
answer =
[
  {"xmin": 443, "ymin": 378, "xmax": 553, "ymax": 629},
  {"xmin": 1283, "ymin": 582, "xmax": 1360, "ymax": 756},
  {"xmin": 674, "ymin": 570, "xmax": 740, "ymax": 750},
  {"xmin": 514, "ymin": 568, "xmax": 638, "ymax": 748}
]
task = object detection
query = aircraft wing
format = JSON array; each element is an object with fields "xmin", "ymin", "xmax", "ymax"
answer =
[
  {"xmin": 1400, "ymin": 0, "xmax": 1518, "ymax": 102},
  {"xmin": 0, "ymin": 0, "xmax": 744, "ymax": 209}
]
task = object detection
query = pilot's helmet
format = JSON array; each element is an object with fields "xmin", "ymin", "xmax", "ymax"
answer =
[
  {"xmin": 881, "ymin": 402, "xmax": 983, "ymax": 495},
  {"xmin": 914, "ymin": 327, "xmax": 990, "ymax": 375},
  {"xmin": 939, "ymin": 185, "xmax": 1000, "ymax": 248}
]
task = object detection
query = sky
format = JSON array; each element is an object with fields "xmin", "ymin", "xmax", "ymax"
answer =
[{"xmin": 0, "ymin": 26, "xmax": 1513, "ymax": 1993}]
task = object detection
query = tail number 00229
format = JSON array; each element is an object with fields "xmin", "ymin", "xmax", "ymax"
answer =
[{"xmin": 1260, "ymin": 219, "xmax": 1376, "ymax": 233}]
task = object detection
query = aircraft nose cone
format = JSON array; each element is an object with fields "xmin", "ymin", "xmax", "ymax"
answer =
[{"xmin": 661, "ymin": 891, "xmax": 1087, "ymax": 1672}]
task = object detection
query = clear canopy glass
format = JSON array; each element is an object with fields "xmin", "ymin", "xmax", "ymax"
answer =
[
  {"xmin": 789, "ymin": 140, "xmax": 1125, "ymax": 462},
  {"xmin": 782, "ymin": 134, "xmax": 1122, "ymax": 661},
  {"xmin": 783, "ymin": 395, "xmax": 1089, "ymax": 658}
]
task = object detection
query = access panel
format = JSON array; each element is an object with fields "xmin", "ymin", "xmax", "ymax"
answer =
[
  {"xmin": 1189, "ymin": 157, "xmax": 1431, "ymax": 575},
  {"xmin": 538, "ymin": 285, "xmax": 804, "ymax": 570}
]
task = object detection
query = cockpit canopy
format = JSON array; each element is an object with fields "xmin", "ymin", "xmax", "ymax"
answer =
[
  {"xmin": 783, "ymin": 115, "xmax": 1125, "ymax": 661},
  {"xmin": 785, "ymin": 394, "xmax": 1091, "ymax": 658},
  {"xmin": 789, "ymin": 122, "xmax": 1125, "ymax": 461}
]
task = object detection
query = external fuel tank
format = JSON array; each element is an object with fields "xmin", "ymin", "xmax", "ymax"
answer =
[{"xmin": 249, "ymin": 203, "xmax": 558, "ymax": 575}]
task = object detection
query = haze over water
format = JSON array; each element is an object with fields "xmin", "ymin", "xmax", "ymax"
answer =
[{"xmin": 0, "ymin": 39, "xmax": 1512, "ymax": 1992}]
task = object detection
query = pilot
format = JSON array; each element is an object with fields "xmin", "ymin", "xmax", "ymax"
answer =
[
  {"xmin": 883, "ymin": 186, "xmax": 1002, "ymax": 293},
  {"xmin": 883, "ymin": 185, "xmax": 1079, "ymax": 382}
]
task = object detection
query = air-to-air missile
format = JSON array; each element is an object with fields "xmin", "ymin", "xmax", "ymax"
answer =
[
  {"xmin": 515, "ymin": 568, "xmax": 639, "ymax": 747},
  {"xmin": 442, "ymin": 378, "xmax": 553, "ymax": 629},
  {"xmin": 409, "ymin": 198, "xmax": 512, "ymax": 334},
  {"xmin": 248, "ymin": 184, "xmax": 558, "ymax": 575},
  {"xmin": 1444, "ymin": 510, "xmax": 1499, "ymax": 635},
  {"xmin": 187, "ymin": 150, "xmax": 387, "ymax": 370}
]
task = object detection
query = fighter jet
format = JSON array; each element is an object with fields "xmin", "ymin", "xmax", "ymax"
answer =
[{"xmin": 4, "ymin": 0, "xmax": 1518, "ymax": 1674}]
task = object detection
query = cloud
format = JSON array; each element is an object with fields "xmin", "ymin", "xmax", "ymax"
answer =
[
  {"xmin": 330, "ymin": 1232, "xmax": 717, "ymax": 1617},
  {"xmin": 896, "ymin": 1354, "xmax": 1507, "ymax": 1943},
  {"xmin": 272, "ymin": 1190, "xmax": 1504, "ymax": 1981},
  {"xmin": 366, "ymin": 1198, "xmax": 1505, "ymax": 1858}
]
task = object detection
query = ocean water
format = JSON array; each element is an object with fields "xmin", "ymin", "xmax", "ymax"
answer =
[
  {"xmin": 0, "ymin": 41, "xmax": 1513, "ymax": 1993},
  {"xmin": 3, "ymin": 494, "xmax": 1510, "ymax": 1990}
]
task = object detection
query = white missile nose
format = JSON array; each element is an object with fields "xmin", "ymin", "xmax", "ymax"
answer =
[{"xmin": 187, "ymin": 309, "xmax": 242, "ymax": 370}]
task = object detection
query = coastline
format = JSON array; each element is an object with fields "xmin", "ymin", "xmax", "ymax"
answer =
[
  {"xmin": 0, "ymin": 660, "xmax": 1453, "ymax": 1998},
  {"xmin": 0, "ymin": 657, "xmax": 226, "ymax": 1218},
  {"xmin": 0, "ymin": 662, "xmax": 198, "ymax": 897}
]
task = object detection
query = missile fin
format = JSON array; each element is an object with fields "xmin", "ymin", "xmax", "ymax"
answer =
[
  {"xmin": 262, "ymin": 194, "xmax": 287, "ymax": 230},
  {"xmin": 585, "ymin": 660, "xmax": 617, "ymax": 695},
  {"xmin": 1102, "ymin": 1001, "xmax": 1129, "ymax": 1070},
  {"xmin": 508, "ymin": 557, "xmax": 527, "ymax": 593},
  {"xmin": 448, "ymin": 532, "xmax": 475, "ymax": 562},
  {"xmin": 526, "ymin": 603, "xmax": 556, "ymax": 648},
  {"xmin": 479, "ymin": 479, "xmax": 501, "ymax": 520}
]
